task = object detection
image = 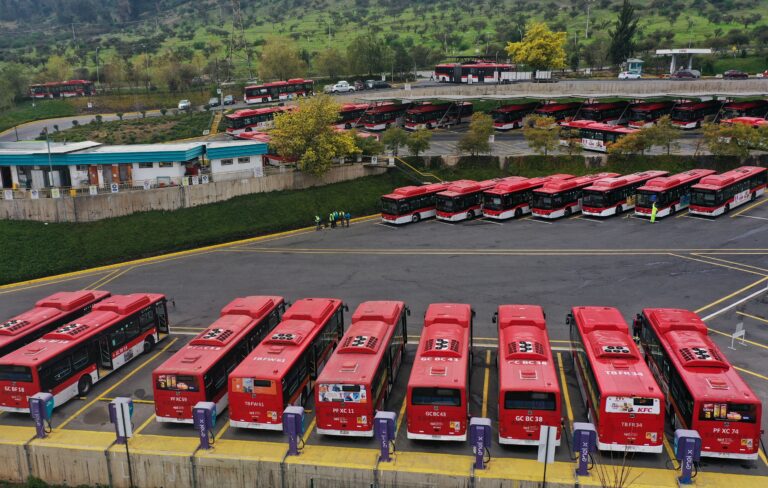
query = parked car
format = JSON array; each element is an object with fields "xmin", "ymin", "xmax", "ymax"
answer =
[
  {"xmin": 722, "ymin": 69, "xmax": 749, "ymax": 80},
  {"xmin": 618, "ymin": 71, "xmax": 641, "ymax": 80},
  {"xmin": 178, "ymin": 99, "xmax": 192, "ymax": 110},
  {"xmin": 208, "ymin": 97, "xmax": 220, "ymax": 107},
  {"xmin": 330, "ymin": 81, "xmax": 355, "ymax": 93},
  {"xmin": 670, "ymin": 69, "xmax": 701, "ymax": 79},
  {"xmin": 370, "ymin": 81, "xmax": 391, "ymax": 89},
  {"xmin": 223, "ymin": 95, "xmax": 235, "ymax": 105},
  {"xmin": 353, "ymin": 80, "xmax": 365, "ymax": 91}
]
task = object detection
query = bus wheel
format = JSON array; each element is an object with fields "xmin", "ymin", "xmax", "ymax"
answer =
[
  {"xmin": 616, "ymin": 205, "xmax": 623, "ymax": 215},
  {"xmin": 426, "ymin": 123, "xmax": 433, "ymax": 130},
  {"xmin": 466, "ymin": 211, "xmax": 474, "ymax": 220},
  {"xmin": 143, "ymin": 337, "xmax": 155, "ymax": 354},
  {"xmin": 514, "ymin": 208, "xmax": 522, "ymax": 219},
  {"xmin": 670, "ymin": 205, "xmax": 676, "ymax": 215},
  {"xmin": 345, "ymin": 123, "xmax": 351, "ymax": 129},
  {"xmin": 724, "ymin": 204, "xmax": 730, "ymax": 214},
  {"xmin": 752, "ymin": 192, "xmax": 757, "ymax": 201},
  {"xmin": 412, "ymin": 214, "xmax": 421, "ymax": 223},
  {"xmin": 78, "ymin": 375, "xmax": 92, "ymax": 396},
  {"xmin": 564, "ymin": 207, "xmax": 572, "ymax": 217},
  {"xmin": 385, "ymin": 123, "xmax": 391, "ymax": 129}
]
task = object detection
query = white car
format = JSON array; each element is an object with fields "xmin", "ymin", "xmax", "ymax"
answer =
[
  {"xmin": 178, "ymin": 99, "xmax": 191, "ymax": 110},
  {"xmin": 618, "ymin": 71, "xmax": 641, "ymax": 80},
  {"xmin": 330, "ymin": 81, "xmax": 355, "ymax": 93}
]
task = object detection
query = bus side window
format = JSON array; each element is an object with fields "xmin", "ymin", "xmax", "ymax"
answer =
[
  {"xmin": 110, "ymin": 325, "xmax": 126, "ymax": 349},
  {"xmin": 40, "ymin": 357, "xmax": 73, "ymax": 391},
  {"xmin": 124, "ymin": 318, "xmax": 140, "ymax": 343},
  {"xmin": 72, "ymin": 347, "xmax": 89, "ymax": 372},
  {"xmin": 139, "ymin": 307, "xmax": 156, "ymax": 332}
]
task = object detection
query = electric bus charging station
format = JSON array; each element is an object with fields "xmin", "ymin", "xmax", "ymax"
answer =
[
  {"xmin": 470, "ymin": 417, "xmax": 492, "ymax": 470},
  {"xmin": 675, "ymin": 429, "xmax": 702, "ymax": 485},
  {"xmin": 374, "ymin": 411, "xmax": 396, "ymax": 462},
  {"xmin": 572, "ymin": 422, "xmax": 597, "ymax": 477},
  {"xmin": 108, "ymin": 397, "xmax": 134, "ymax": 444},
  {"xmin": 192, "ymin": 401, "xmax": 216, "ymax": 450},
  {"xmin": 283, "ymin": 405, "xmax": 305, "ymax": 456},
  {"xmin": 28, "ymin": 392, "xmax": 54, "ymax": 439}
]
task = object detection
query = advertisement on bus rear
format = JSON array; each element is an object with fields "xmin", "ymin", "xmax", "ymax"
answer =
[
  {"xmin": 318, "ymin": 384, "xmax": 368, "ymax": 403},
  {"xmin": 605, "ymin": 396, "xmax": 661, "ymax": 414}
]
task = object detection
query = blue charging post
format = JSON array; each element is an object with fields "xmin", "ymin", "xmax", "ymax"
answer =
[
  {"xmin": 192, "ymin": 401, "xmax": 217, "ymax": 450},
  {"xmin": 28, "ymin": 392, "xmax": 54, "ymax": 439},
  {"xmin": 374, "ymin": 411, "xmax": 396, "ymax": 462},
  {"xmin": 469, "ymin": 417, "xmax": 492, "ymax": 470},
  {"xmin": 573, "ymin": 422, "xmax": 597, "ymax": 477},
  {"xmin": 674, "ymin": 429, "xmax": 701, "ymax": 485},
  {"xmin": 283, "ymin": 406, "xmax": 305, "ymax": 456}
]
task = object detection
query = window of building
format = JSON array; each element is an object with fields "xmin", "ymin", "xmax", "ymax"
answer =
[
  {"xmin": 238, "ymin": 157, "xmax": 250, "ymax": 164},
  {"xmin": 159, "ymin": 162, "xmax": 173, "ymax": 168},
  {"xmin": 138, "ymin": 163, "xmax": 154, "ymax": 169},
  {"xmin": 221, "ymin": 159, "xmax": 234, "ymax": 166},
  {"xmin": 76, "ymin": 165, "xmax": 89, "ymax": 171}
]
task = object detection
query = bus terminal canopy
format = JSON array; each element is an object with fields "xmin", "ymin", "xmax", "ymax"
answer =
[{"xmin": 356, "ymin": 92, "xmax": 768, "ymax": 103}]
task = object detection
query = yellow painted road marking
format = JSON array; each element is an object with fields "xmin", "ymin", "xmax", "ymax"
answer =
[
  {"xmin": 708, "ymin": 327, "xmax": 768, "ymax": 352},
  {"xmin": 481, "ymin": 350, "xmax": 491, "ymax": 418},
  {"xmin": 99, "ymin": 397, "xmax": 155, "ymax": 405},
  {"xmin": 57, "ymin": 338, "xmax": 177, "ymax": 429},
  {"xmin": 214, "ymin": 422, "xmax": 230, "ymax": 441},
  {"xmin": 85, "ymin": 269, "xmax": 120, "ymax": 289},
  {"xmin": 737, "ymin": 311, "xmax": 768, "ymax": 325},
  {"xmin": 695, "ymin": 254, "xmax": 768, "ymax": 274},
  {"xmin": 695, "ymin": 276, "xmax": 768, "ymax": 314},
  {"xmin": 556, "ymin": 353, "xmax": 574, "ymax": 430},
  {"xmin": 0, "ymin": 273, "xmax": 110, "ymax": 295},
  {"xmin": 302, "ymin": 417, "xmax": 316, "ymax": 444},
  {"xmin": 133, "ymin": 414, "xmax": 156, "ymax": 435},
  {"xmin": 90, "ymin": 266, "xmax": 136, "ymax": 289},
  {"xmin": 663, "ymin": 436, "xmax": 678, "ymax": 467},
  {"xmin": 395, "ymin": 397, "xmax": 407, "ymax": 436},
  {"xmin": 734, "ymin": 366, "xmax": 768, "ymax": 381},
  {"xmin": 731, "ymin": 196, "xmax": 768, "ymax": 218},
  {"xmin": 670, "ymin": 253, "xmax": 767, "ymax": 277}
]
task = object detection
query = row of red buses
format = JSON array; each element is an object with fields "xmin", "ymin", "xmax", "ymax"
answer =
[
  {"xmin": 634, "ymin": 169, "xmax": 717, "ymax": 219},
  {"xmin": 315, "ymin": 301, "xmax": 408, "ymax": 436},
  {"xmin": 244, "ymin": 79, "xmax": 314, "ymax": 104},
  {"xmin": 361, "ymin": 103, "xmax": 409, "ymax": 131},
  {"xmin": 435, "ymin": 62, "xmax": 515, "ymax": 84},
  {"xmin": 636, "ymin": 308, "xmax": 762, "ymax": 459},
  {"xmin": 481, "ymin": 174, "xmax": 573, "ymax": 220},
  {"xmin": 495, "ymin": 305, "xmax": 562, "ymax": 445},
  {"xmin": 531, "ymin": 172, "xmax": 620, "ymax": 219},
  {"xmin": 569, "ymin": 306, "xmax": 665, "ymax": 453},
  {"xmin": 380, "ymin": 183, "xmax": 450, "ymax": 225},
  {"xmin": 407, "ymin": 303, "xmax": 473, "ymax": 441},
  {"xmin": 491, "ymin": 102, "xmax": 539, "ymax": 130},
  {"xmin": 405, "ymin": 102, "xmax": 473, "ymax": 130},
  {"xmin": 29, "ymin": 80, "xmax": 94, "ymax": 99},
  {"xmin": 581, "ymin": 170, "xmax": 670, "ymax": 217},
  {"xmin": 560, "ymin": 120, "xmax": 639, "ymax": 152},
  {"xmin": 228, "ymin": 298, "xmax": 345, "ymax": 430},
  {"xmin": 225, "ymin": 106, "xmax": 294, "ymax": 135},
  {"xmin": 0, "ymin": 294, "xmax": 169, "ymax": 412},
  {"xmin": 152, "ymin": 296, "xmax": 286, "ymax": 423},
  {"xmin": 436, "ymin": 179, "xmax": 500, "ymax": 222},
  {"xmin": 0, "ymin": 290, "xmax": 110, "ymax": 358},
  {"xmin": 628, "ymin": 101, "xmax": 675, "ymax": 128},
  {"xmin": 690, "ymin": 166, "xmax": 767, "ymax": 217},
  {"xmin": 577, "ymin": 101, "xmax": 629, "ymax": 125}
]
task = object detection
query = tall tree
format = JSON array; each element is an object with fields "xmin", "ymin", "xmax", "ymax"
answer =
[
  {"xmin": 347, "ymin": 32, "xmax": 389, "ymax": 75},
  {"xmin": 315, "ymin": 47, "xmax": 347, "ymax": 79},
  {"xmin": 406, "ymin": 129, "xmax": 432, "ymax": 157},
  {"xmin": 522, "ymin": 115, "xmax": 561, "ymax": 156},
  {"xmin": 703, "ymin": 122, "xmax": 761, "ymax": 162},
  {"xmin": 44, "ymin": 55, "xmax": 71, "ymax": 81},
  {"xmin": 505, "ymin": 22, "xmax": 567, "ymax": 71},
  {"xmin": 258, "ymin": 36, "xmax": 308, "ymax": 81},
  {"xmin": 458, "ymin": 113, "xmax": 495, "ymax": 156},
  {"xmin": 382, "ymin": 127, "xmax": 409, "ymax": 156},
  {"xmin": 608, "ymin": 0, "xmax": 640, "ymax": 65}
]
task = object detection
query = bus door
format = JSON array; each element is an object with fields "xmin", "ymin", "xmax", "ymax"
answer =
[
  {"xmin": 156, "ymin": 301, "xmax": 169, "ymax": 337},
  {"xmin": 98, "ymin": 335, "xmax": 113, "ymax": 372},
  {"xmin": 453, "ymin": 65, "xmax": 462, "ymax": 83}
]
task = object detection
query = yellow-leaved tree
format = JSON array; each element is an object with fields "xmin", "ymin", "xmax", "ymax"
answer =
[
  {"xmin": 270, "ymin": 95, "xmax": 359, "ymax": 176},
  {"xmin": 505, "ymin": 22, "xmax": 567, "ymax": 71}
]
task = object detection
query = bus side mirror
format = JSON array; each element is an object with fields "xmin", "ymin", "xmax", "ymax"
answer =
[
  {"xmin": 491, "ymin": 312, "xmax": 497, "ymax": 324},
  {"xmin": 343, "ymin": 304, "xmax": 349, "ymax": 312},
  {"xmin": 565, "ymin": 315, "xmax": 572, "ymax": 325},
  {"xmin": 406, "ymin": 307, "xmax": 411, "ymax": 316}
]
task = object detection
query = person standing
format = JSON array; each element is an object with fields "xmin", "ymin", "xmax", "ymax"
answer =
[
  {"xmin": 650, "ymin": 202, "xmax": 658, "ymax": 223},
  {"xmin": 329, "ymin": 211, "xmax": 336, "ymax": 228},
  {"xmin": 315, "ymin": 214, "xmax": 321, "ymax": 230},
  {"xmin": 345, "ymin": 211, "xmax": 351, "ymax": 227}
]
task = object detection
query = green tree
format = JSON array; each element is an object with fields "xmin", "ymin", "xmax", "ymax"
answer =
[
  {"xmin": 353, "ymin": 131, "xmax": 385, "ymax": 156},
  {"xmin": 522, "ymin": 115, "xmax": 561, "ymax": 155},
  {"xmin": 270, "ymin": 95, "xmax": 358, "ymax": 176},
  {"xmin": 315, "ymin": 47, "xmax": 347, "ymax": 79},
  {"xmin": 644, "ymin": 115, "xmax": 679, "ymax": 155},
  {"xmin": 608, "ymin": 0, "xmax": 640, "ymax": 65},
  {"xmin": 405, "ymin": 129, "xmax": 432, "ymax": 157},
  {"xmin": 382, "ymin": 127, "xmax": 409, "ymax": 156},
  {"xmin": 607, "ymin": 131, "xmax": 653, "ymax": 155},
  {"xmin": 703, "ymin": 122, "xmax": 760, "ymax": 161},
  {"xmin": 259, "ymin": 36, "xmax": 308, "ymax": 81},
  {"xmin": 505, "ymin": 22, "xmax": 567, "ymax": 70},
  {"xmin": 1, "ymin": 63, "xmax": 29, "ymax": 102},
  {"xmin": 347, "ymin": 32, "xmax": 389, "ymax": 75},
  {"xmin": 458, "ymin": 112, "xmax": 494, "ymax": 155},
  {"xmin": 44, "ymin": 55, "xmax": 72, "ymax": 81}
]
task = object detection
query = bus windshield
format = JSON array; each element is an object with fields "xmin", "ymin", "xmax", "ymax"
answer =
[
  {"xmin": 671, "ymin": 109, "xmax": 695, "ymax": 121},
  {"xmin": 381, "ymin": 198, "xmax": 404, "ymax": 215},
  {"xmin": 630, "ymin": 111, "xmax": 654, "ymax": 122},
  {"xmin": 636, "ymin": 190, "xmax": 663, "ymax": 208},
  {"xmin": 532, "ymin": 193, "xmax": 560, "ymax": 209},
  {"xmin": 691, "ymin": 190, "xmax": 718, "ymax": 206},
  {"xmin": 411, "ymin": 387, "xmax": 461, "ymax": 406},
  {"xmin": 699, "ymin": 402, "xmax": 758, "ymax": 423},
  {"xmin": 435, "ymin": 196, "xmax": 456, "ymax": 212},
  {"xmin": 483, "ymin": 195, "xmax": 503, "ymax": 210},
  {"xmin": 504, "ymin": 391, "xmax": 557, "ymax": 410},
  {"xmin": 582, "ymin": 190, "xmax": 606, "ymax": 207},
  {"xmin": 0, "ymin": 365, "xmax": 33, "ymax": 383},
  {"xmin": 156, "ymin": 374, "xmax": 199, "ymax": 392}
]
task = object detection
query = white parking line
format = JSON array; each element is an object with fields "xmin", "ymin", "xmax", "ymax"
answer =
[
  {"xmin": 739, "ymin": 215, "xmax": 768, "ymax": 221},
  {"xmin": 375, "ymin": 223, "xmax": 399, "ymax": 229},
  {"xmin": 476, "ymin": 218, "xmax": 503, "ymax": 226},
  {"xmin": 522, "ymin": 217, "xmax": 553, "ymax": 225}
]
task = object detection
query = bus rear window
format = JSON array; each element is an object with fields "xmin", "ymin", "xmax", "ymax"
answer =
[
  {"xmin": 318, "ymin": 383, "xmax": 368, "ymax": 403},
  {"xmin": 504, "ymin": 391, "xmax": 557, "ymax": 410},
  {"xmin": 0, "ymin": 365, "xmax": 33, "ymax": 382},
  {"xmin": 156, "ymin": 374, "xmax": 199, "ymax": 392},
  {"xmin": 699, "ymin": 402, "xmax": 757, "ymax": 423},
  {"xmin": 411, "ymin": 387, "xmax": 461, "ymax": 407}
]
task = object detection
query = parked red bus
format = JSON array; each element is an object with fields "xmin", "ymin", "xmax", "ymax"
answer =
[
  {"xmin": 0, "ymin": 294, "xmax": 169, "ymax": 412},
  {"xmin": 581, "ymin": 170, "xmax": 670, "ymax": 217},
  {"xmin": 720, "ymin": 100, "xmax": 768, "ymax": 120},
  {"xmin": 315, "ymin": 301, "xmax": 408, "ymax": 436},
  {"xmin": 492, "ymin": 102, "xmax": 539, "ymax": 130},
  {"xmin": 405, "ymin": 102, "xmax": 473, "ymax": 130},
  {"xmin": 531, "ymin": 172, "xmax": 620, "ymax": 219},
  {"xmin": 634, "ymin": 169, "xmax": 717, "ymax": 219},
  {"xmin": 152, "ymin": 296, "xmax": 285, "ymax": 424},
  {"xmin": 671, "ymin": 101, "xmax": 721, "ymax": 129},
  {"xmin": 495, "ymin": 305, "xmax": 561, "ymax": 446},
  {"xmin": 628, "ymin": 101, "xmax": 675, "ymax": 128},
  {"xmin": 228, "ymin": 298, "xmax": 345, "ymax": 430},
  {"xmin": 335, "ymin": 103, "xmax": 372, "ymax": 130},
  {"xmin": 381, "ymin": 183, "xmax": 450, "ymax": 225},
  {"xmin": 436, "ymin": 179, "xmax": 500, "ymax": 222},
  {"xmin": 407, "ymin": 303, "xmax": 473, "ymax": 441},
  {"xmin": 720, "ymin": 116, "xmax": 768, "ymax": 128},
  {"xmin": 434, "ymin": 62, "xmax": 515, "ymax": 84},
  {"xmin": 569, "ymin": 306, "xmax": 665, "ymax": 453},
  {"xmin": 482, "ymin": 174, "xmax": 573, "ymax": 220},
  {"xmin": 560, "ymin": 120, "xmax": 638, "ymax": 152},
  {"xmin": 533, "ymin": 102, "xmax": 581, "ymax": 122},
  {"xmin": 577, "ymin": 101, "xmax": 629, "ymax": 125},
  {"xmin": 0, "ymin": 290, "xmax": 111, "ymax": 359},
  {"xmin": 689, "ymin": 166, "xmax": 767, "ymax": 217},
  {"xmin": 244, "ymin": 79, "xmax": 314, "ymax": 104},
  {"xmin": 225, "ymin": 106, "xmax": 294, "ymax": 135},
  {"xmin": 636, "ymin": 308, "xmax": 762, "ymax": 459},
  {"xmin": 29, "ymin": 80, "xmax": 94, "ymax": 99},
  {"xmin": 361, "ymin": 103, "xmax": 408, "ymax": 131}
]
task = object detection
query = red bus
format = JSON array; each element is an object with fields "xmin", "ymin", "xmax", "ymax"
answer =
[
  {"xmin": 435, "ymin": 179, "xmax": 500, "ymax": 222},
  {"xmin": 720, "ymin": 116, "xmax": 768, "ymax": 128},
  {"xmin": 434, "ymin": 62, "xmax": 515, "ymax": 84},
  {"xmin": 407, "ymin": 303, "xmax": 473, "ymax": 441},
  {"xmin": 690, "ymin": 166, "xmax": 767, "ymax": 217},
  {"xmin": 627, "ymin": 101, "xmax": 675, "ymax": 128},
  {"xmin": 670, "ymin": 101, "xmax": 721, "ymax": 129},
  {"xmin": 569, "ymin": 306, "xmax": 665, "ymax": 453},
  {"xmin": 636, "ymin": 308, "xmax": 762, "ymax": 459},
  {"xmin": 244, "ymin": 79, "xmax": 314, "ymax": 104},
  {"xmin": 581, "ymin": 170, "xmax": 670, "ymax": 217},
  {"xmin": 495, "ymin": 304, "xmax": 561, "ymax": 446},
  {"xmin": 361, "ymin": 103, "xmax": 408, "ymax": 131},
  {"xmin": 335, "ymin": 103, "xmax": 372, "ymax": 130},
  {"xmin": 491, "ymin": 102, "xmax": 539, "ymax": 130},
  {"xmin": 315, "ymin": 301, "xmax": 408, "ymax": 436},
  {"xmin": 152, "ymin": 296, "xmax": 285, "ymax": 424},
  {"xmin": 225, "ymin": 106, "xmax": 294, "ymax": 135},
  {"xmin": 533, "ymin": 102, "xmax": 581, "ymax": 123},
  {"xmin": 720, "ymin": 100, "xmax": 768, "ymax": 120},
  {"xmin": 482, "ymin": 174, "xmax": 573, "ymax": 220},
  {"xmin": 634, "ymin": 169, "xmax": 717, "ymax": 219},
  {"xmin": 560, "ymin": 120, "xmax": 638, "ymax": 152},
  {"xmin": 29, "ymin": 80, "xmax": 94, "ymax": 99},
  {"xmin": 577, "ymin": 101, "xmax": 630, "ymax": 125},
  {"xmin": 531, "ymin": 172, "xmax": 620, "ymax": 219},
  {"xmin": 405, "ymin": 102, "xmax": 473, "ymax": 130},
  {"xmin": 0, "ymin": 294, "xmax": 169, "ymax": 412},
  {"xmin": 228, "ymin": 298, "xmax": 345, "ymax": 430},
  {"xmin": 0, "ymin": 290, "xmax": 111, "ymax": 359},
  {"xmin": 381, "ymin": 182, "xmax": 449, "ymax": 225}
]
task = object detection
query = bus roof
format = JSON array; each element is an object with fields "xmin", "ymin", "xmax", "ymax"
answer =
[
  {"xmin": 723, "ymin": 100, "xmax": 768, "ymax": 109},
  {"xmin": 438, "ymin": 179, "xmax": 499, "ymax": 198},
  {"xmin": 692, "ymin": 166, "xmax": 766, "ymax": 192},
  {"xmin": 407, "ymin": 102, "xmax": 471, "ymax": 114},
  {"xmin": 340, "ymin": 103, "xmax": 373, "ymax": 113},
  {"xmin": 225, "ymin": 106, "xmax": 293, "ymax": 119},
  {"xmin": 534, "ymin": 102, "xmax": 580, "ymax": 112},
  {"xmin": 642, "ymin": 308, "xmax": 759, "ymax": 404},
  {"xmin": 630, "ymin": 101, "xmax": 674, "ymax": 112},
  {"xmin": 720, "ymin": 117, "xmax": 768, "ymax": 127},
  {"xmin": 534, "ymin": 173, "xmax": 620, "ymax": 195},
  {"xmin": 245, "ymin": 79, "xmax": 313, "ymax": 89},
  {"xmin": 382, "ymin": 182, "xmax": 449, "ymax": 200},
  {"xmin": 409, "ymin": 304, "xmax": 472, "ymax": 389},
  {"xmin": 583, "ymin": 171, "xmax": 669, "ymax": 192},
  {"xmin": 580, "ymin": 101, "xmax": 628, "ymax": 111},
  {"xmin": 497, "ymin": 305, "xmax": 559, "ymax": 393},
  {"xmin": 563, "ymin": 120, "xmax": 638, "ymax": 134},
  {"xmin": 484, "ymin": 174, "xmax": 573, "ymax": 196},
  {"xmin": 572, "ymin": 306, "xmax": 662, "ymax": 399},
  {"xmin": 365, "ymin": 103, "xmax": 403, "ymax": 114},
  {"xmin": 317, "ymin": 301, "xmax": 404, "ymax": 385},
  {"xmin": 492, "ymin": 102, "xmax": 538, "ymax": 113},
  {"xmin": 637, "ymin": 169, "xmax": 717, "ymax": 192},
  {"xmin": 31, "ymin": 80, "xmax": 92, "ymax": 87},
  {"xmin": 153, "ymin": 296, "xmax": 284, "ymax": 376},
  {"xmin": 673, "ymin": 101, "xmax": 719, "ymax": 111}
]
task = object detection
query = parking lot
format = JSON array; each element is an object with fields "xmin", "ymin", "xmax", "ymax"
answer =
[{"xmin": 1, "ymin": 196, "xmax": 767, "ymax": 482}]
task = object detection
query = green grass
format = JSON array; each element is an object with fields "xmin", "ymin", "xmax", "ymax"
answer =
[{"xmin": 0, "ymin": 100, "xmax": 76, "ymax": 134}]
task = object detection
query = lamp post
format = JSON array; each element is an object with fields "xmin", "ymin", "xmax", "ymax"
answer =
[{"xmin": 43, "ymin": 127, "xmax": 54, "ymax": 188}]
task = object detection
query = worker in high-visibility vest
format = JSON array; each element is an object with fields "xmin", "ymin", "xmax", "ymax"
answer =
[
  {"xmin": 315, "ymin": 215, "xmax": 321, "ymax": 230},
  {"xmin": 650, "ymin": 202, "xmax": 658, "ymax": 223}
]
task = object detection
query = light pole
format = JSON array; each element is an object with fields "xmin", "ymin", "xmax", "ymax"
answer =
[
  {"xmin": 44, "ymin": 127, "xmax": 54, "ymax": 188},
  {"xmin": 95, "ymin": 47, "xmax": 100, "ymax": 88}
]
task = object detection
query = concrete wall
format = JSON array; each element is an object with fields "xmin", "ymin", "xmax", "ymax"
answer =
[{"xmin": 0, "ymin": 164, "xmax": 386, "ymax": 222}]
